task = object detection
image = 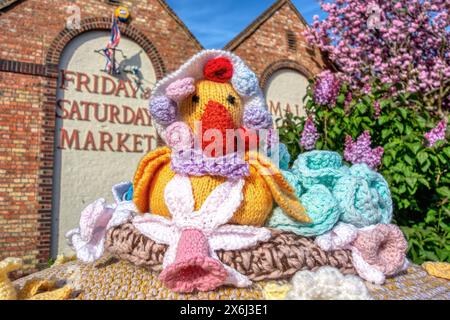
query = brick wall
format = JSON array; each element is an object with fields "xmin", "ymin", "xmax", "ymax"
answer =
[
  {"xmin": 0, "ymin": 0, "xmax": 202, "ymax": 273},
  {"xmin": 0, "ymin": 0, "xmax": 201, "ymax": 71},
  {"xmin": 0, "ymin": 72, "xmax": 45, "ymax": 272},
  {"xmin": 226, "ymin": 0, "xmax": 328, "ymax": 83}
]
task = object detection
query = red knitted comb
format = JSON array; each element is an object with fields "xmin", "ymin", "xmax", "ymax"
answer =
[{"xmin": 203, "ymin": 57, "xmax": 233, "ymax": 83}]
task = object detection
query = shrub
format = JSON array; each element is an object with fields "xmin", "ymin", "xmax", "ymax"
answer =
[{"xmin": 277, "ymin": 81, "xmax": 450, "ymax": 264}]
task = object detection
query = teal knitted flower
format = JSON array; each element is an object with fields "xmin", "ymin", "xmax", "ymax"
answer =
[
  {"xmin": 267, "ymin": 184, "xmax": 342, "ymax": 236},
  {"xmin": 267, "ymin": 142, "xmax": 291, "ymax": 170},
  {"xmin": 279, "ymin": 143, "xmax": 291, "ymax": 170},
  {"xmin": 334, "ymin": 164, "xmax": 392, "ymax": 227},
  {"xmin": 291, "ymin": 150, "xmax": 349, "ymax": 190}
]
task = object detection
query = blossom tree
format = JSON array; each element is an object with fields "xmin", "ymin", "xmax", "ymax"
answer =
[{"xmin": 305, "ymin": 0, "xmax": 450, "ymax": 114}]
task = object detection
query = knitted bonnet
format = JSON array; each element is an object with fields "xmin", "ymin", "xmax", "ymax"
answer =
[{"xmin": 149, "ymin": 49, "xmax": 273, "ymax": 146}]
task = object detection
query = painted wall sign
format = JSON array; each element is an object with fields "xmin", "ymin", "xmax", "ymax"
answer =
[
  {"xmin": 264, "ymin": 68, "xmax": 309, "ymax": 126},
  {"xmin": 53, "ymin": 31, "xmax": 157, "ymax": 254}
]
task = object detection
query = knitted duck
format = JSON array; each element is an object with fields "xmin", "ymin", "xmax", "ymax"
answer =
[{"xmin": 133, "ymin": 50, "xmax": 311, "ymax": 227}]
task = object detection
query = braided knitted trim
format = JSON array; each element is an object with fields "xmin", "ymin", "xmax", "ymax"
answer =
[
  {"xmin": 104, "ymin": 223, "xmax": 356, "ymax": 282},
  {"xmin": 170, "ymin": 148, "xmax": 250, "ymax": 179}
]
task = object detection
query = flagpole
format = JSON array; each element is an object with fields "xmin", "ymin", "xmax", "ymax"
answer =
[
  {"xmin": 112, "ymin": 47, "xmax": 116, "ymax": 75},
  {"xmin": 111, "ymin": 13, "xmax": 116, "ymax": 75}
]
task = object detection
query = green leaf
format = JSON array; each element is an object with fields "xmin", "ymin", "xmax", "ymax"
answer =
[
  {"xmin": 404, "ymin": 154, "xmax": 414, "ymax": 165},
  {"xmin": 405, "ymin": 177, "xmax": 417, "ymax": 189},
  {"xmin": 383, "ymin": 155, "xmax": 392, "ymax": 167},
  {"xmin": 421, "ymin": 160, "xmax": 431, "ymax": 173},
  {"xmin": 443, "ymin": 146, "xmax": 450, "ymax": 158},
  {"xmin": 407, "ymin": 142, "xmax": 422, "ymax": 155},
  {"xmin": 438, "ymin": 154, "xmax": 447, "ymax": 164},
  {"xmin": 395, "ymin": 122, "xmax": 404, "ymax": 134},
  {"xmin": 437, "ymin": 187, "xmax": 450, "ymax": 198},
  {"xmin": 287, "ymin": 132, "xmax": 296, "ymax": 141},
  {"xmin": 418, "ymin": 177, "xmax": 431, "ymax": 189},
  {"xmin": 357, "ymin": 103, "xmax": 368, "ymax": 114},
  {"xmin": 362, "ymin": 95, "xmax": 372, "ymax": 106},
  {"xmin": 378, "ymin": 115, "xmax": 390, "ymax": 125},
  {"xmin": 417, "ymin": 151, "xmax": 428, "ymax": 165},
  {"xmin": 398, "ymin": 108, "xmax": 408, "ymax": 120},
  {"xmin": 381, "ymin": 129, "xmax": 393, "ymax": 139}
]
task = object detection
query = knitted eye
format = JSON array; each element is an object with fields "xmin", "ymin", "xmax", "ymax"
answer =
[
  {"xmin": 192, "ymin": 94, "xmax": 200, "ymax": 104},
  {"xmin": 227, "ymin": 94, "xmax": 236, "ymax": 105}
]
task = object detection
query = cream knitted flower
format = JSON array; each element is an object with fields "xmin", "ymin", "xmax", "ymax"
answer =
[{"xmin": 286, "ymin": 266, "xmax": 372, "ymax": 300}]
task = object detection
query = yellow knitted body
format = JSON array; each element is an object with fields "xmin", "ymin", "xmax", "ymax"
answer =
[
  {"xmin": 147, "ymin": 161, "xmax": 273, "ymax": 226},
  {"xmin": 133, "ymin": 148, "xmax": 311, "ymax": 226},
  {"xmin": 179, "ymin": 80, "xmax": 243, "ymax": 131}
]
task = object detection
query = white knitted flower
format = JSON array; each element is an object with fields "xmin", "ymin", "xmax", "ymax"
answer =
[
  {"xmin": 66, "ymin": 182, "xmax": 136, "ymax": 263},
  {"xmin": 286, "ymin": 266, "xmax": 372, "ymax": 300}
]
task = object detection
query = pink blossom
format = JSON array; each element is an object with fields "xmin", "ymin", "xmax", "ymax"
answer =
[
  {"xmin": 344, "ymin": 131, "xmax": 384, "ymax": 169},
  {"xmin": 345, "ymin": 91, "xmax": 353, "ymax": 107},
  {"xmin": 314, "ymin": 70, "xmax": 341, "ymax": 106},
  {"xmin": 305, "ymin": 0, "xmax": 449, "ymax": 100},
  {"xmin": 424, "ymin": 119, "xmax": 448, "ymax": 147},
  {"xmin": 373, "ymin": 101, "xmax": 381, "ymax": 118}
]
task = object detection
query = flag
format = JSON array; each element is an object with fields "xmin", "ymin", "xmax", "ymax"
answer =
[
  {"xmin": 109, "ymin": 17, "xmax": 121, "ymax": 48},
  {"xmin": 104, "ymin": 16, "xmax": 121, "ymax": 73}
]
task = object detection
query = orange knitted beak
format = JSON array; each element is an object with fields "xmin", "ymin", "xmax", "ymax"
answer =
[
  {"xmin": 199, "ymin": 100, "xmax": 259, "ymax": 157},
  {"xmin": 200, "ymin": 100, "xmax": 235, "ymax": 157}
]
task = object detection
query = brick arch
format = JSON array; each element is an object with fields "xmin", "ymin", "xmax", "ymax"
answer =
[
  {"xmin": 45, "ymin": 17, "xmax": 166, "ymax": 79},
  {"xmin": 37, "ymin": 17, "xmax": 167, "ymax": 262},
  {"xmin": 260, "ymin": 59, "xmax": 313, "ymax": 89}
]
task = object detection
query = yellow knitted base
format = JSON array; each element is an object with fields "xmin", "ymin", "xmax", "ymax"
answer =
[
  {"xmin": 0, "ymin": 258, "xmax": 72, "ymax": 300},
  {"xmin": 14, "ymin": 258, "xmax": 264, "ymax": 300},
  {"xmin": 261, "ymin": 281, "xmax": 292, "ymax": 300},
  {"xmin": 422, "ymin": 262, "xmax": 450, "ymax": 280},
  {"xmin": 18, "ymin": 279, "xmax": 72, "ymax": 300},
  {"xmin": 0, "ymin": 258, "xmax": 22, "ymax": 300}
]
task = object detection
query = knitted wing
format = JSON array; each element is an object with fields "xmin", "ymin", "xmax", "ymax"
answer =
[
  {"xmin": 246, "ymin": 151, "xmax": 312, "ymax": 223},
  {"xmin": 133, "ymin": 146, "xmax": 172, "ymax": 213}
]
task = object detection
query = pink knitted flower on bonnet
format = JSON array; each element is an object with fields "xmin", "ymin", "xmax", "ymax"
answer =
[
  {"xmin": 165, "ymin": 77, "xmax": 195, "ymax": 102},
  {"xmin": 164, "ymin": 121, "xmax": 193, "ymax": 150},
  {"xmin": 352, "ymin": 224, "xmax": 408, "ymax": 275}
]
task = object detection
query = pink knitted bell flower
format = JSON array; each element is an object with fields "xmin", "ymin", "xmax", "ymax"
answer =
[
  {"xmin": 352, "ymin": 224, "xmax": 408, "ymax": 276},
  {"xmin": 159, "ymin": 229, "xmax": 228, "ymax": 292}
]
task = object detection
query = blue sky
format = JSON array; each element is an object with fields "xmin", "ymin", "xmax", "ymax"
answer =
[{"xmin": 165, "ymin": 0, "xmax": 324, "ymax": 49}]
